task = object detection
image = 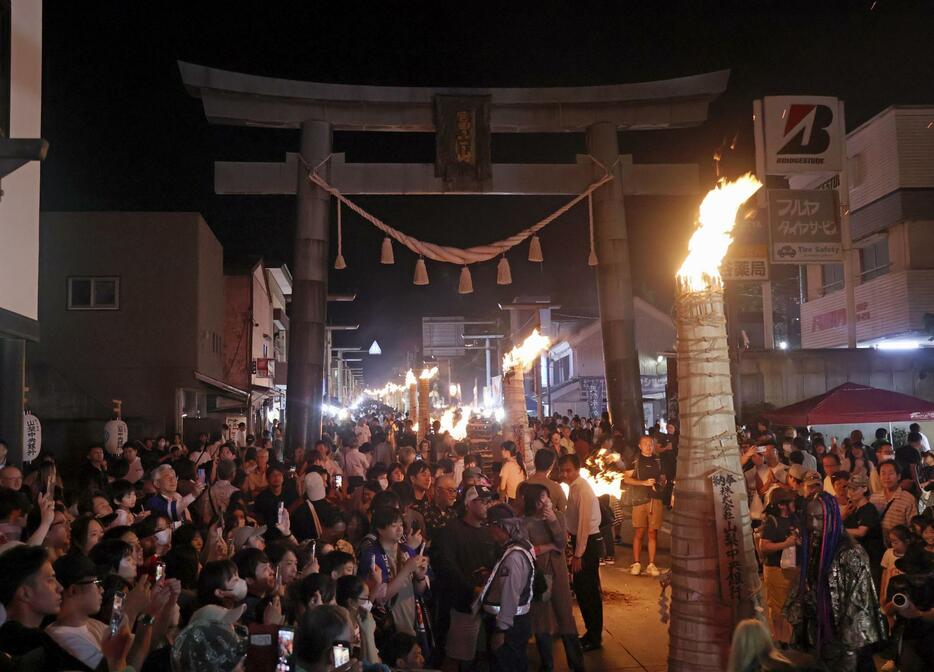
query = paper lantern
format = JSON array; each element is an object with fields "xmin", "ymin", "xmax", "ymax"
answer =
[
  {"xmin": 496, "ymin": 256, "xmax": 513, "ymax": 285},
  {"xmin": 23, "ymin": 413, "xmax": 41, "ymax": 462},
  {"xmin": 528, "ymin": 235, "xmax": 543, "ymax": 263},
  {"xmin": 104, "ymin": 418, "xmax": 128, "ymax": 456},
  {"xmin": 380, "ymin": 237, "xmax": 395, "ymax": 264},
  {"xmin": 458, "ymin": 266, "xmax": 474, "ymax": 294},
  {"xmin": 413, "ymin": 257, "xmax": 429, "ymax": 285}
]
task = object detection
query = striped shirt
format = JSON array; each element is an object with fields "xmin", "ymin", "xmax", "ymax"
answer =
[{"xmin": 870, "ymin": 488, "xmax": 917, "ymax": 544}]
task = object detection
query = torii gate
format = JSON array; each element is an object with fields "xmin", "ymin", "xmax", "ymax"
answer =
[{"xmin": 179, "ymin": 62, "xmax": 729, "ymax": 452}]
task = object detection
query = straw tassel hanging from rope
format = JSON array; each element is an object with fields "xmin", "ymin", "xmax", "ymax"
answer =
[
  {"xmin": 380, "ymin": 236, "xmax": 395, "ymax": 264},
  {"xmin": 496, "ymin": 255, "xmax": 512, "ymax": 285},
  {"xmin": 458, "ymin": 266, "xmax": 474, "ymax": 294},
  {"xmin": 528, "ymin": 234, "xmax": 543, "ymax": 263},
  {"xmin": 334, "ymin": 200, "xmax": 347, "ymax": 270},
  {"xmin": 587, "ymin": 193, "xmax": 599, "ymax": 267},
  {"xmin": 413, "ymin": 257, "xmax": 429, "ymax": 286}
]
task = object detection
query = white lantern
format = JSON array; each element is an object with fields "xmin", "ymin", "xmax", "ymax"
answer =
[
  {"xmin": 23, "ymin": 413, "xmax": 42, "ymax": 462},
  {"xmin": 104, "ymin": 418, "xmax": 128, "ymax": 456}
]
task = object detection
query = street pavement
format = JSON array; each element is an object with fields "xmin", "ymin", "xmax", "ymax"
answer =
[{"xmin": 529, "ymin": 547, "xmax": 672, "ymax": 672}]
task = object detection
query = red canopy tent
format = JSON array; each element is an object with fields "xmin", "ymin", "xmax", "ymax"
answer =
[{"xmin": 764, "ymin": 382, "xmax": 934, "ymax": 426}]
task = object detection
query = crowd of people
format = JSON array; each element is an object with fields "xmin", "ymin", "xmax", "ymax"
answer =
[
  {"xmin": 743, "ymin": 421, "xmax": 934, "ymax": 672},
  {"xmin": 0, "ymin": 408, "xmax": 641, "ymax": 672}
]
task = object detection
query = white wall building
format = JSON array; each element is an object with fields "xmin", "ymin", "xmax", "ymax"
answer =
[{"xmin": 796, "ymin": 106, "xmax": 934, "ymax": 349}]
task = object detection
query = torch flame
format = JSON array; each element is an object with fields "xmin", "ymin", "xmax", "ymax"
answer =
[
  {"xmin": 420, "ymin": 366, "xmax": 439, "ymax": 380},
  {"xmin": 438, "ymin": 405, "xmax": 472, "ymax": 440},
  {"xmin": 577, "ymin": 447, "xmax": 627, "ymax": 497},
  {"xmin": 676, "ymin": 173, "xmax": 762, "ymax": 293},
  {"xmin": 502, "ymin": 329, "xmax": 550, "ymax": 374},
  {"xmin": 405, "ymin": 369, "xmax": 417, "ymax": 387}
]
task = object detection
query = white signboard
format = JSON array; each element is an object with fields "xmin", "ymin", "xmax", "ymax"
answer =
[
  {"xmin": 764, "ymin": 96, "xmax": 842, "ymax": 174},
  {"xmin": 23, "ymin": 413, "xmax": 41, "ymax": 462}
]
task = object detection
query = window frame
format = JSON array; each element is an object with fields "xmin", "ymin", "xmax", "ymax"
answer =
[
  {"xmin": 820, "ymin": 263, "xmax": 844, "ymax": 294},
  {"xmin": 67, "ymin": 276, "xmax": 120, "ymax": 311},
  {"xmin": 859, "ymin": 238, "xmax": 890, "ymax": 283}
]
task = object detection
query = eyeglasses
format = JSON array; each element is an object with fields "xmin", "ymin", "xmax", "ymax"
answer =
[{"xmin": 73, "ymin": 578, "xmax": 103, "ymax": 587}]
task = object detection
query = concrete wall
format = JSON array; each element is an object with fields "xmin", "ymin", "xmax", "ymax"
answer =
[
  {"xmin": 0, "ymin": 0, "xmax": 41, "ymax": 321},
  {"xmin": 223, "ymin": 275, "xmax": 251, "ymax": 392},
  {"xmin": 30, "ymin": 212, "xmax": 223, "ymax": 426},
  {"xmin": 735, "ymin": 348, "xmax": 934, "ymax": 417}
]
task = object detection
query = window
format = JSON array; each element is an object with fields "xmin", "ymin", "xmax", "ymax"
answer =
[
  {"xmin": 67, "ymin": 277, "xmax": 119, "ymax": 310},
  {"xmin": 820, "ymin": 263, "xmax": 844, "ymax": 294},
  {"xmin": 859, "ymin": 238, "xmax": 890, "ymax": 282},
  {"xmin": 552, "ymin": 355, "xmax": 571, "ymax": 385}
]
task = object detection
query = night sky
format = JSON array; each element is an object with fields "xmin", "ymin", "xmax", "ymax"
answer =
[{"xmin": 39, "ymin": 1, "xmax": 934, "ymax": 383}]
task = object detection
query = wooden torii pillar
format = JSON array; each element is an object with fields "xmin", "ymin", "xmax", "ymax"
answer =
[{"xmin": 179, "ymin": 62, "xmax": 729, "ymax": 452}]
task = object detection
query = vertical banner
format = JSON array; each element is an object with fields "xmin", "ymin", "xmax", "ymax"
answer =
[
  {"xmin": 433, "ymin": 95, "xmax": 492, "ymax": 190},
  {"xmin": 710, "ymin": 469, "xmax": 746, "ymax": 608}
]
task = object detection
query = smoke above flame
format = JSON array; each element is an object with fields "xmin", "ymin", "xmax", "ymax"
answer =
[
  {"xmin": 502, "ymin": 329, "xmax": 550, "ymax": 374},
  {"xmin": 405, "ymin": 369, "xmax": 417, "ymax": 387},
  {"xmin": 677, "ymin": 173, "xmax": 762, "ymax": 293}
]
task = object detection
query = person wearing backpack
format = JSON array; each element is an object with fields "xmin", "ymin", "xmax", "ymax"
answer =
[{"xmin": 623, "ymin": 436, "xmax": 665, "ymax": 577}]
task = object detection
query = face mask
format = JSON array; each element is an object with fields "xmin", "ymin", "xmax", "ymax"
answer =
[
  {"xmin": 229, "ymin": 577, "xmax": 248, "ymax": 601},
  {"xmin": 154, "ymin": 529, "xmax": 171, "ymax": 546},
  {"xmin": 378, "ymin": 477, "xmax": 389, "ymax": 491},
  {"xmin": 118, "ymin": 557, "xmax": 137, "ymax": 581},
  {"xmin": 360, "ymin": 599, "xmax": 373, "ymax": 613}
]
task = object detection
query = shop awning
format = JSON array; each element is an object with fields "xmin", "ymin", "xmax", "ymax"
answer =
[
  {"xmin": 195, "ymin": 371, "xmax": 249, "ymax": 400},
  {"xmin": 764, "ymin": 382, "xmax": 934, "ymax": 426}
]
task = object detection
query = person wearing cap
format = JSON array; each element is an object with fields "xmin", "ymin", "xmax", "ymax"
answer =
[
  {"xmin": 802, "ymin": 470, "xmax": 823, "ymax": 499},
  {"xmin": 479, "ymin": 504, "xmax": 536, "ymax": 672},
  {"xmin": 758, "ymin": 487, "xmax": 799, "ymax": 647},
  {"xmin": 172, "ymin": 621, "xmax": 247, "ymax": 672},
  {"xmin": 436, "ymin": 484, "xmax": 498, "ymax": 669},
  {"xmin": 48, "ymin": 552, "xmax": 160, "ymax": 671},
  {"xmin": 231, "ymin": 524, "xmax": 267, "ymax": 554},
  {"xmin": 841, "ymin": 472, "xmax": 885, "ymax": 587}
]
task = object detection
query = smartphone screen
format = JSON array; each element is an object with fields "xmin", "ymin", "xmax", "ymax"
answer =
[
  {"xmin": 109, "ymin": 591, "xmax": 126, "ymax": 636},
  {"xmin": 330, "ymin": 642, "xmax": 350, "ymax": 667},
  {"xmin": 276, "ymin": 626, "xmax": 295, "ymax": 672},
  {"xmin": 334, "ymin": 474, "xmax": 343, "ymax": 489},
  {"xmin": 277, "ymin": 501, "xmax": 285, "ymax": 526},
  {"xmin": 274, "ymin": 565, "xmax": 281, "ymax": 589},
  {"xmin": 197, "ymin": 468, "xmax": 206, "ymax": 484},
  {"xmin": 154, "ymin": 561, "xmax": 166, "ymax": 584}
]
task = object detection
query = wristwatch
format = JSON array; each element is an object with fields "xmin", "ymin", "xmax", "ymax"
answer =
[{"xmin": 136, "ymin": 613, "xmax": 155, "ymax": 627}]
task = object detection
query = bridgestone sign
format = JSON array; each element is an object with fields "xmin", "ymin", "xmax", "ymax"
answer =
[
  {"xmin": 763, "ymin": 96, "xmax": 842, "ymax": 174},
  {"xmin": 768, "ymin": 189, "xmax": 842, "ymax": 264}
]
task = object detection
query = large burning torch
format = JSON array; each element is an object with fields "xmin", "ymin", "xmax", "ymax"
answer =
[
  {"xmin": 668, "ymin": 175, "xmax": 763, "ymax": 671},
  {"xmin": 501, "ymin": 330, "xmax": 550, "ymax": 472},
  {"xmin": 417, "ymin": 367, "xmax": 438, "ymax": 441},
  {"xmin": 405, "ymin": 369, "xmax": 417, "ymax": 423}
]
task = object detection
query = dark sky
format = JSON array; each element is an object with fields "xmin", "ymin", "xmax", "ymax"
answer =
[{"xmin": 39, "ymin": 1, "xmax": 934, "ymax": 383}]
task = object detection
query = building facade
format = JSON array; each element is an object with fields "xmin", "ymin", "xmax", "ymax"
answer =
[
  {"xmin": 798, "ymin": 106, "xmax": 934, "ymax": 349},
  {"xmin": 29, "ymin": 212, "xmax": 242, "ymax": 450}
]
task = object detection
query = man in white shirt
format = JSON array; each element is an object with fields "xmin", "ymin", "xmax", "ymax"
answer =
[
  {"xmin": 558, "ymin": 453, "xmax": 603, "ymax": 651},
  {"xmin": 354, "ymin": 418, "xmax": 371, "ymax": 448}
]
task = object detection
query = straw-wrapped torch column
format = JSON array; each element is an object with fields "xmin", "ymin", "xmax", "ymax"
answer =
[
  {"xmin": 417, "ymin": 367, "xmax": 437, "ymax": 441},
  {"xmin": 501, "ymin": 330, "xmax": 549, "ymax": 473},
  {"xmin": 405, "ymin": 369, "xmax": 417, "ymax": 422},
  {"xmin": 668, "ymin": 175, "xmax": 763, "ymax": 672}
]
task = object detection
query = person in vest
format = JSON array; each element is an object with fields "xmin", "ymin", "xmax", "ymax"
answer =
[{"xmin": 479, "ymin": 504, "xmax": 536, "ymax": 672}]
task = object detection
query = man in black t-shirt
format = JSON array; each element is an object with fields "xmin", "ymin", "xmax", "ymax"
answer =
[
  {"xmin": 896, "ymin": 434, "xmax": 924, "ymax": 491},
  {"xmin": 623, "ymin": 436, "xmax": 665, "ymax": 577},
  {"xmin": 758, "ymin": 488, "xmax": 799, "ymax": 645}
]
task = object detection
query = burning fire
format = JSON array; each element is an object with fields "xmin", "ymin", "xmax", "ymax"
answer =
[
  {"xmin": 437, "ymin": 405, "xmax": 472, "ymax": 440},
  {"xmin": 420, "ymin": 366, "xmax": 439, "ymax": 380},
  {"xmin": 502, "ymin": 329, "xmax": 550, "ymax": 374},
  {"xmin": 364, "ymin": 382, "xmax": 404, "ymax": 399},
  {"xmin": 405, "ymin": 369, "xmax": 417, "ymax": 387},
  {"xmin": 579, "ymin": 447, "xmax": 626, "ymax": 498},
  {"xmin": 677, "ymin": 174, "xmax": 762, "ymax": 293}
]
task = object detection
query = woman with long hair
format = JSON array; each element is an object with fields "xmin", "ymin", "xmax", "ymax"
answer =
[{"xmin": 521, "ymin": 483, "xmax": 584, "ymax": 672}]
